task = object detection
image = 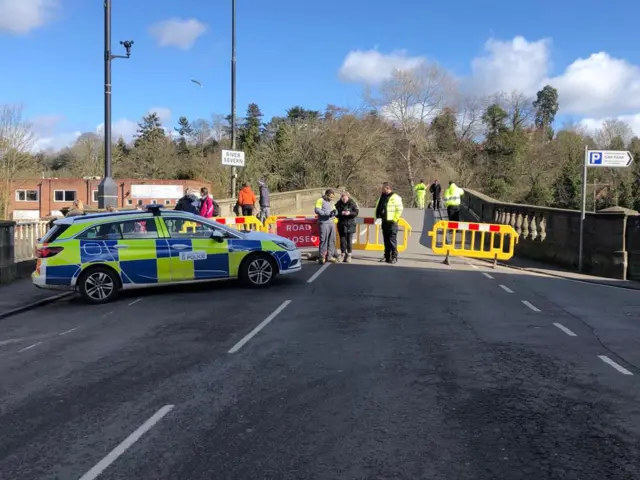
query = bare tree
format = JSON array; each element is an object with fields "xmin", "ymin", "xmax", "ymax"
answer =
[
  {"xmin": 366, "ymin": 64, "xmax": 454, "ymax": 190},
  {"xmin": 70, "ymin": 133, "xmax": 103, "ymax": 177},
  {"xmin": 595, "ymin": 119, "xmax": 633, "ymax": 148},
  {"xmin": 0, "ymin": 105, "xmax": 35, "ymax": 217},
  {"xmin": 210, "ymin": 114, "xmax": 226, "ymax": 143}
]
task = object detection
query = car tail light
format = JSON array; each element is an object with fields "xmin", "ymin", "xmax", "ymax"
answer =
[{"xmin": 36, "ymin": 246, "xmax": 64, "ymax": 258}]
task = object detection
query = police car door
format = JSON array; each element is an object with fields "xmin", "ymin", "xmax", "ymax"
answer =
[{"xmin": 161, "ymin": 216, "xmax": 230, "ymax": 281}]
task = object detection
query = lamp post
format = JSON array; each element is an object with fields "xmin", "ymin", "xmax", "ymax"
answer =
[
  {"xmin": 98, "ymin": 0, "xmax": 133, "ymax": 209},
  {"xmin": 230, "ymin": 0, "xmax": 237, "ymax": 198}
]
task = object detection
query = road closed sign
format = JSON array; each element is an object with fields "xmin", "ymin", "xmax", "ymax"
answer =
[{"xmin": 276, "ymin": 218, "xmax": 319, "ymax": 248}]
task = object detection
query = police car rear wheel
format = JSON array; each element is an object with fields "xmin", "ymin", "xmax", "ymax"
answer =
[
  {"xmin": 79, "ymin": 267, "xmax": 119, "ymax": 304},
  {"xmin": 240, "ymin": 254, "xmax": 276, "ymax": 288}
]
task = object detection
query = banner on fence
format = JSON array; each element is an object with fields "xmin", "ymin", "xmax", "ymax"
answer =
[{"xmin": 276, "ymin": 218, "xmax": 319, "ymax": 248}]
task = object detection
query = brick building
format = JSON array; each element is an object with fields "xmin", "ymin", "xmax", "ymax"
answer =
[{"xmin": 10, "ymin": 177, "xmax": 209, "ymax": 219}]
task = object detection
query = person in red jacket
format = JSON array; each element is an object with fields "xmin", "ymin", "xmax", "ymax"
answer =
[
  {"xmin": 199, "ymin": 187, "xmax": 214, "ymax": 218},
  {"xmin": 237, "ymin": 182, "xmax": 257, "ymax": 216}
]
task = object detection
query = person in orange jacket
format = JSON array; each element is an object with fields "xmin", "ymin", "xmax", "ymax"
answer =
[{"xmin": 237, "ymin": 182, "xmax": 257, "ymax": 216}]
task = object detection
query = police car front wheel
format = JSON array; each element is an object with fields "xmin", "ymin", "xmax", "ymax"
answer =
[
  {"xmin": 240, "ymin": 253, "xmax": 277, "ymax": 288},
  {"xmin": 79, "ymin": 266, "xmax": 120, "ymax": 304}
]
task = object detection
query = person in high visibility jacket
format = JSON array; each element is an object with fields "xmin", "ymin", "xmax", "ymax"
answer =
[
  {"xmin": 443, "ymin": 181, "xmax": 464, "ymax": 221},
  {"xmin": 413, "ymin": 179, "xmax": 427, "ymax": 209},
  {"xmin": 375, "ymin": 182, "xmax": 404, "ymax": 264}
]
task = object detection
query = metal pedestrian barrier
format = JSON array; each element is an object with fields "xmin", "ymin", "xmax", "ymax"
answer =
[{"xmin": 428, "ymin": 220, "xmax": 518, "ymax": 262}]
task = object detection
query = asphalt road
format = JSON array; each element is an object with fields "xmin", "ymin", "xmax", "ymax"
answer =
[{"xmin": 1, "ymin": 208, "xmax": 640, "ymax": 479}]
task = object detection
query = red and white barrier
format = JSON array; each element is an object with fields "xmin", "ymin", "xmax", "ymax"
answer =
[{"xmin": 446, "ymin": 222, "xmax": 500, "ymax": 232}]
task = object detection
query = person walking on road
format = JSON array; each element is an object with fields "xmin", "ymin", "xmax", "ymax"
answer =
[
  {"xmin": 314, "ymin": 189, "xmax": 338, "ymax": 264},
  {"xmin": 443, "ymin": 181, "xmax": 464, "ymax": 221},
  {"xmin": 429, "ymin": 179, "xmax": 442, "ymax": 210},
  {"xmin": 375, "ymin": 182, "xmax": 404, "ymax": 264},
  {"xmin": 414, "ymin": 179, "xmax": 427, "ymax": 209},
  {"xmin": 238, "ymin": 182, "xmax": 257, "ymax": 217},
  {"xmin": 258, "ymin": 179, "xmax": 270, "ymax": 222},
  {"xmin": 335, "ymin": 191, "xmax": 359, "ymax": 263}
]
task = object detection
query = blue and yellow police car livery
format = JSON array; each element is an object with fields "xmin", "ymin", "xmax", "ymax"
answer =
[{"xmin": 33, "ymin": 205, "xmax": 302, "ymax": 304}]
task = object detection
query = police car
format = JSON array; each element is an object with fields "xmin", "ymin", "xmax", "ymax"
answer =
[{"xmin": 32, "ymin": 205, "xmax": 302, "ymax": 304}]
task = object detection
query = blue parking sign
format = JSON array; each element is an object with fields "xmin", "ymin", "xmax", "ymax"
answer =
[{"xmin": 588, "ymin": 151, "xmax": 602, "ymax": 165}]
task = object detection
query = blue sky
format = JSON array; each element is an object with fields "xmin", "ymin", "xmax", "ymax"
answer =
[{"xmin": 1, "ymin": 0, "xmax": 640, "ymax": 150}]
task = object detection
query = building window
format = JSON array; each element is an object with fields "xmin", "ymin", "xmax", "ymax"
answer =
[
  {"xmin": 54, "ymin": 190, "xmax": 76, "ymax": 202},
  {"xmin": 15, "ymin": 189, "xmax": 38, "ymax": 202},
  {"xmin": 136, "ymin": 199, "xmax": 143, "ymax": 206},
  {"xmin": 127, "ymin": 199, "xmax": 133, "ymax": 206},
  {"xmin": 92, "ymin": 190, "xmax": 99, "ymax": 203},
  {"xmin": 164, "ymin": 199, "xmax": 171, "ymax": 205}
]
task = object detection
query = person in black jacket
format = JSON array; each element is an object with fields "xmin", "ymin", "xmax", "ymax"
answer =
[
  {"xmin": 175, "ymin": 188, "xmax": 199, "ymax": 214},
  {"xmin": 335, "ymin": 191, "xmax": 359, "ymax": 263},
  {"xmin": 429, "ymin": 179, "xmax": 442, "ymax": 210}
]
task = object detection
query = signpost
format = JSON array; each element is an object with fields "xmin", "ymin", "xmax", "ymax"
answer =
[
  {"xmin": 221, "ymin": 149, "xmax": 245, "ymax": 167},
  {"xmin": 579, "ymin": 148, "xmax": 634, "ymax": 271}
]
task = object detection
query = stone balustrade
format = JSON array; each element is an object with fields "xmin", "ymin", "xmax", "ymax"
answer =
[{"xmin": 460, "ymin": 189, "xmax": 630, "ymax": 280}]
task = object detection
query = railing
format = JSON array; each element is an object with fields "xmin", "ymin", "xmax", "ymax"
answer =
[{"xmin": 15, "ymin": 221, "xmax": 50, "ymax": 262}]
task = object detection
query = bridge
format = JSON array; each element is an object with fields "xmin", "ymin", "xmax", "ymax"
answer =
[{"xmin": 0, "ymin": 187, "xmax": 638, "ymax": 479}]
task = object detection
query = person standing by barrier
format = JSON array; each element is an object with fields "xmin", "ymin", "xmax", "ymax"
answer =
[
  {"xmin": 238, "ymin": 182, "xmax": 257, "ymax": 217},
  {"xmin": 429, "ymin": 179, "xmax": 442, "ymax": 210},
  {"xmin": 443, "ymin": 181, "xmax": 464, "ymax": 221},
  {"xmin": 199, "ymin": 187, "xmax": 214, "ymax": 218},
  {"xmin": 335, "ymin": 191, "xmax": 359, "ymax": 263},
  {"xmin": 258, "ymin": 179, "xmax": 270, "ymax": 222},
  {"xmin": 413, "ymin": 179, "xmax": 427, "ymax": 209},
  {"xmin": 375, "ymin": 182, "xmax": 404, "ymax": 264},
  {"xmin": 314, "ymin": 189, "xmax": 338, "ymax": 264}
]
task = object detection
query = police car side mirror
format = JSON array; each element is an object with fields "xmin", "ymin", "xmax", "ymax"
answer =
[{"xmin": 211, "ymin": 230, "xmax": 226, "ymax": 242}]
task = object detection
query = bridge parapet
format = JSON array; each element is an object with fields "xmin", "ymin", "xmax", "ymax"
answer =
[{"xmin": 460, "ymin": 189, "xmax": 631, "ymax": 280}]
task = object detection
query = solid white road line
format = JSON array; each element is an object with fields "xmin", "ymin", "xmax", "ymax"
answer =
[
  {"xmin": 78, "ymin": 405, "xmax": 175, "ymax": 480},
  {"xmin": 128, "ymin": 298, "xmax": 142, "ymax": 306},
  {"xmin": 18, "ymin": 342, "xmax": 42, "ymax": 353},
  {"xmin": 307, "ymin": 263, "xmax": 331, "ymax": 284},
  {"xmin": 499, "ymin": 284, "xmax": 514, "ymax": 293},
  {"xmin": 553, "ymin": 322, "xmax": 577, "ymax": 336},
  {"xmin": 598, "ymin": 355, "xmax": 633, "ymax": 375},
  {"xmin": 229, "ymin": 300, "xmax": 292, "ymax": 354},
  {"xmin": 58, "ymin": 327, "xmax": 79, "ymax": 336},
  {"xmin": 469, "ymin": 264, "xmax": 478, "ymax": 269},
  {"xmin": 482, "ymin": 272, "xmax": 494, "ymax": 279},
  {"xmin": 522, "ymin": 300, "xmax": 541, "ymax": 312}
]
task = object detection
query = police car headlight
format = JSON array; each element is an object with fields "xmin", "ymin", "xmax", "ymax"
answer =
[{"xmin": 275, "ymin": 240, "xmax": 296, "ymax": 251}]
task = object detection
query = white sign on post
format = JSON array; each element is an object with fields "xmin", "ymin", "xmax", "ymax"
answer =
[
  {"xmin": 221, "ymin": 149, "xmax": 245, "ymax": 167},
  {"xmin": 587, "ymin": 150, "xmax": 633, "ymax": 168}
]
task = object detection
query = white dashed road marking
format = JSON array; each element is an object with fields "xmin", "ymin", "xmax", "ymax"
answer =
[
  {"xmin": 307, "ymin": 263, "xmax": 331, "ymax": 284},
  {"xmin": 499, "ymin": 285, "xmax": 514, "ymax": 293},
  {"xmin": 128, "ymin": 298, "xmax": 143, "ymax": 306},
  {"xmin": 598, "ymin": 355, "xmax": 633, "ymax": 375},
  {"xmin": 522, "ymin": 300, "xmax": 541, "ymax": 312},
  {"xmin": 229, "ymin": 300, "xmax": 292, "ymax": 353},
  {"xmin": 78, "ymin": 405, "xmax": 175, "ymax": 480},
  {"xmin": 18, "ymin": 342, "xmax": 42, "ymax": 353},
  {"xmin": 482, "ymin": 272, "xmax": 494, "ymax": 279},
  {"xmin": 553, "ymin": 322, "xmax": 577, "ymax": 336},
  {"xmin": 58, "ymin": 327, "xmax": 79, "ymax": 336}
]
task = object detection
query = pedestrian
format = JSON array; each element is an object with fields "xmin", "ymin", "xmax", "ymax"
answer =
[
  {"xmin": 175, "ymin": 188, "xmax": 199, "ymax": 214},
  {"xmin": 65, "ymin": 199, "xmax": 84, "ymax": 217},
  {"xmin": 335, "ymin": 191, "xmax": 359, "ymax": 263},
  {"xmin": 375, "ymin": 182, "xmax": 404, "ymax": 264},
  {"xmin": 443, "ymin": 180, "xmax": 464, "ymax": 221},
  {"xmin": 237, "ymin": 182, "xmax": 257, "ymax": 216},
  {"xmin": 314, "ymin": 189, "xmax": 338, "ymax": 264},
  {"xmin": 414, "ymin": 179, "xmax": 427, "ymax": 209},
  {"xmin": 429, "ymin": 179, "xmax": 442, "ymax": 210},
  {"xmin": 258, "ymin": 179, "xmax": 270, "ymax": 222},
  {"xmin": 106, "ymin": 205, "xmax": 116, "ymax": 212},
  {"xmin": 199, "ymin": 187, "xmax": 214, "ymax": 218}
]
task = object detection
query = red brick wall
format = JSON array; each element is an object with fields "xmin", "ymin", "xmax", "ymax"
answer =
[{"xmin": 10, "ymin": 178, "xmax": 210, "ymax": 219}]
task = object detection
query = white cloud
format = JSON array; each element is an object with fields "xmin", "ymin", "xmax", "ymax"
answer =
[
  {"xmin": 0, "ymin": 0, "xmax": 58, "ymax": 35},
  {"xmin": 340, "ymin": 36, "xmax": 640, "ymax": 135},
  {"xmin": 580, "ymin": 114, "xmax": 640, "ymax": 139},
  {"xmin": 338, "ymin": 49, "xmax": 424, "ymax": 85},
  {"xmin": 148, "ymin": 18, "xmax": 207, "ymax": 50},
  {"xmin": 148, "ymin": 107, "xmax": 172, "ymax": 124}
]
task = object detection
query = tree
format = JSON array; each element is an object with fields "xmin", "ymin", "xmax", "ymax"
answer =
[
  {"xmin": 134, "ymin": 112, "xmax": 165, "ymax": 147},
  {"xmin": 366, "ymin": 64, "xmax": 453, "ymax": 193},
  {"xmin": 70, "ymin": 132, "xmax": 103, "ymax": 176},
  {"xmin": 533, "ymin": 85, "xmax": 559, "ymax": 141},
  {"xmin": 239, "ymin": 103, "xmax": 263, "ymax": 157},
  {"xmin": 595, "ymin": 119, "xmax": 633, "ymax": 149}
]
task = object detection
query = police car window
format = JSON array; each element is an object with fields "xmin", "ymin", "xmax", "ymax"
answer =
[
  {"xmin": 77, "ymin": 219, "xmax": 159, "ymax": 240},
  {"xmin": 163, "ymin": 217, "xmax": 216, "ymax": 238}
]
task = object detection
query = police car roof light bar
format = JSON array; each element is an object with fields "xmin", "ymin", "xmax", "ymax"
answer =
[{"xmin": 145, "ymin": 204, "xmax": 165, "ymax": 216}]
